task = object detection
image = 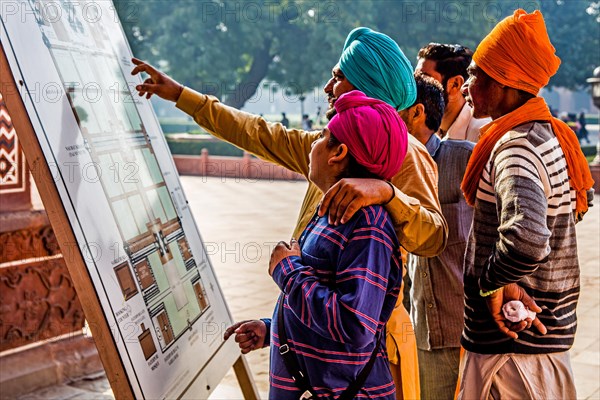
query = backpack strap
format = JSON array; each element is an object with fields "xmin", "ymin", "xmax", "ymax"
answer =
[{"xmin": 277, "ymin": 294, "xmax": 317, "ymax": 399}]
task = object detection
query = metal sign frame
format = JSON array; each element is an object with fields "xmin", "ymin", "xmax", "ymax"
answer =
[{"xmin": 1, "ymin": 1, "xmax": 258, "ymax": 398}]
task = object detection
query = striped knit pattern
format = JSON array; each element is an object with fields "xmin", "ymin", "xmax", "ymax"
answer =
[
  {"xmin": 270, "ymin": 206, "xmax": 402, "ymax": 399},
  {"xmin": 462, "ymin": 121, "xmax": 580, "ymax": 354}
]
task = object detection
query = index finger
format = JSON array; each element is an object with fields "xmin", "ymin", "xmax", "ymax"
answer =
[
  {"xmin": 339, "ymin": 198, "xmax": 362, "ymax": 225},
  {"xmin": 131, "ymin": 58, "xmax": 158, "ymax": 77},
  {"xmin": 331, "ymin": 189, "xmax": 351, "ymax": 225},
  {"xmin": 532, "ymin": 318, "xmax": 547, "ymax": 335},
  {"xmin": 319, "ymin": 183, "xmax": 342, "ymax": 217},
  {"xmin": 223, "ymin": 321, "xmax": 243, "ymax": 340}
]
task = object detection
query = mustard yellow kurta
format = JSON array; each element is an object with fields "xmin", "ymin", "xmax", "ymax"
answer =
[
  {"xmin": 387, "ymin": 258, "xmax": 420, "ymax": 400},
  {"xmin": 177, "ymin": 88, "xmax": 447, "ymax": 399}
]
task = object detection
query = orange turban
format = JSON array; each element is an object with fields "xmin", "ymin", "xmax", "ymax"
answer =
[
  {"xmin": 463, "ymin": 9, "xmax": 594, "ymax": 218},
  {"xmin": 473, "ymin": 9, "xmax": 560, "ymax": 95}
]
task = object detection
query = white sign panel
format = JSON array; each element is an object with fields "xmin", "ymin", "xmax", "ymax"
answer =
[{"xmin": 1, "ymin": 1, "xmax": 239, "ymax": 398}]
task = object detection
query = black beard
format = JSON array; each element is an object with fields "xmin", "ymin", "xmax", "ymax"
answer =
[{"xmin": 326, "ymin": 107, "xmax": 337, "ymax": 120}]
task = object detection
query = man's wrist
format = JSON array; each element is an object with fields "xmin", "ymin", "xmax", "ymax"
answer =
[
  {"xmin": 383, "ymin": 181, "xmax": 395, "ymax": 205},
  {"xmin": 175, "ymin": 84, "xmax": 185, "ymax": 102},
  {"xmin": 260, "ymin": 318, "xmax": 271, "ymax": 347},
  {"xmin": 480, "ymin": 287, "xmax": 502, "ymax": 297}
]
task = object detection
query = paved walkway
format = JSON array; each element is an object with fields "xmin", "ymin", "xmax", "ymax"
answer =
[{"xmin": 17, "ymin": 176, "xmax": 599, "ymax": 399}]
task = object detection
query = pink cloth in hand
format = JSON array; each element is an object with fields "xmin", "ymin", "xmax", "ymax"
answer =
[{"xmin": 502, "ymin": 300, "xmax": 536, "ymax": 323}]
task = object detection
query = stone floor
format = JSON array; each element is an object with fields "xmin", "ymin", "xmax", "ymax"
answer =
[{"xmin": 16, "ymin": 176, "xmax": 600, "ymax": 399}]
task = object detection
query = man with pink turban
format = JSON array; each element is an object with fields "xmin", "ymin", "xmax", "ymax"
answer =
[
  {"xmin": 245, "ymin": 90, "xmax": 408, "ymax": 399},
  {"xmin": 458, "ymin": 9, "xmax": 594, "ymax": 399}
]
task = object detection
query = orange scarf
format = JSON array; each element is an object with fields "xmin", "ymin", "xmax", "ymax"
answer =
[{"xmin": 461, "ymin": 97, "xmax": 594, "ymax": 215}]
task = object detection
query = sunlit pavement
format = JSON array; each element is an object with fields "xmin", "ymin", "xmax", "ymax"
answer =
[{"xmin": 17, "ymin": 176, "xmax": 599, "ymax": 399}]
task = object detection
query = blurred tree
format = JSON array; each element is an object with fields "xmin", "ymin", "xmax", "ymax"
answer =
[
  {"xmin": 116, "ymin": 0, "xmax": 599, "ymax": 108},
  {"xmin": 266, "ymin": 1, "xmax": 376, "ymax": 97},
  {"xmin": 374, "ymin": 0, "xmax": 496, "ymax": 63},
  {"xmin": 116, "ymin": 0, "xmax": 361, "ymax": 109},
  {"xmin": 539, "ymin": 0, "xmax": 600, "ymax": 90},
  {"xmin": 376, "ymin": 0, "xmax": 599, "ymax": 91}
]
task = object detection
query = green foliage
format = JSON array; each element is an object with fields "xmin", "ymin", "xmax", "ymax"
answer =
[
  {"xmin": 581, "ymin": 144, "xmax": 598, "ymax": 158},
  {"xmin": 116, "ymin": 0, "xmax": 600, "ymax": 108},
  {"xmin": 373, "ymin": 0, "xmax": 498, "ymax": 62},
  {"xmin": 539, "ymin": 0, "xmax": 600, "ymax": 90},
  {"xmin": 159, "ymin": 120, "xmax": 203, "ymax": 134},
  {"xmin": 116, "ymin": 0, "xmax": 354, "ymax": 107},
  {"xmin": 266, "ymin": 1, "xmax": 377, "ymax": 95}
]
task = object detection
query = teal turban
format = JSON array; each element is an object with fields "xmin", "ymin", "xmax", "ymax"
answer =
[{"xmin": 338, "ymin": 27, "xmax": 416, "ymax": 111}]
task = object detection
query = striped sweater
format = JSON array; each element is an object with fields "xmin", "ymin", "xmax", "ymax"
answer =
[
  {"xmin": 269, "ymin": 206, "xmax": 402, "ymax": 399},
  {"xmin": 462, "ymin": 121, "xmax": 580, "ymax": 354}
]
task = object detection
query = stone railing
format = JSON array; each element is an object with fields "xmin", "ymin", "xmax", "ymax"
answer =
[{"xmin": 173, "ymin": 149, "xmax": 306, "ymax": 181}]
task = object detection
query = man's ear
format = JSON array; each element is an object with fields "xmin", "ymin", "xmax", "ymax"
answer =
[
  {"xmin": 328, "ymin": 143, "xmax": 349, "ymax": 165},
  {"xmin": 446, "ymin": 75, "xmax": 465, "ymax": 95},
  {"xmin": 413, "ymin": 103, "xmax": 426, "ymax": 121}
]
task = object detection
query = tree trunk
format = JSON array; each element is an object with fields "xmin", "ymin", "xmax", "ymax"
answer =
[{"xmin": 224, "ymin": 38, "xmax": 273, "ymax": 110}]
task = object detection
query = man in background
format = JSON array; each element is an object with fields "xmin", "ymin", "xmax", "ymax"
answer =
[
  {"xmin": 399, "ymin": 74, "xmax": 474, "ymax": 399},
  {"xmin": 416, "ymin": 43, "xmax": 489, "ymax": 142},
  {"xmin": 280, "ymin": 112, "xmax": 289, "ymax": 128}
]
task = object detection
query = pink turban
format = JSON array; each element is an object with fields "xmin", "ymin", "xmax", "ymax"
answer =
[{"xmin": 328, "ymin": 90, "xmax": 408, "ymax": 180}]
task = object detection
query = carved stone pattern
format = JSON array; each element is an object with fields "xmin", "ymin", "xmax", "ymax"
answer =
[
  {"xmin": 0, "ymin": 92, "xmax": 26, "ymax": 193},
  {"xmin": 0, "ymin": 257, "xmax": 85, "ymax": 352},
  {"xmin": 0, "ymin": 225, "xmax": 61, "ymax": 263}
]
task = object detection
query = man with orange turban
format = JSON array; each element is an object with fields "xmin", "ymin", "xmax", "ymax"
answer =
[{"xmin": 457, "ymin": 9, "xmax": 594, "ymax": 399}]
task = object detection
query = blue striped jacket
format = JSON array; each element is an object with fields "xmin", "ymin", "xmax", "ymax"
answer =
[{"xmin": 267, "ymin": 205, "xmax": 402, "ymax": 399}]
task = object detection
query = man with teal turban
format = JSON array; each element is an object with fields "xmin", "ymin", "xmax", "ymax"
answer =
[
  {"xmin": 339, "ymin": 27, "xmax": 417, "ymax": 111},
  {"xmin": 133, "ymin": 26, "xmax": 446, "ymax": 400}
]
